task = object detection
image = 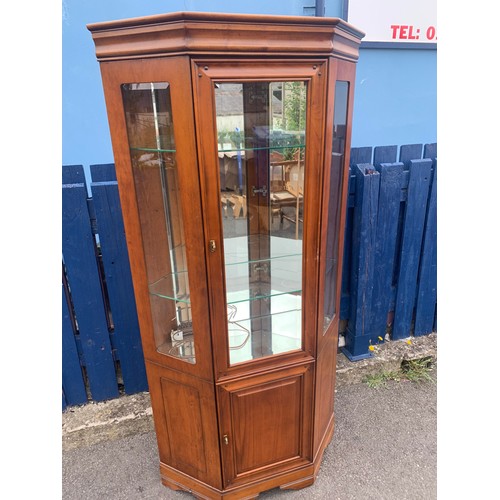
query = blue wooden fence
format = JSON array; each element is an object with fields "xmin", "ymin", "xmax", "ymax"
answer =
[
  {"xmin": 62, "ymin": 142, "xmax": 437, "ymax": 408},
  {"xmin": 62, "ymin": 164, "xmax": 148, "ymax": 410},
  {"xmin": 340, "ymin": 143, "xmax": 437, "ymax": 359}
]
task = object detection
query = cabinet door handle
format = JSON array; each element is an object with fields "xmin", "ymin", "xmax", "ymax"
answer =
[
  {"xmin": 209, "ymin": 240, "xmax": 217, "ymax": 253},
  {"xmin": 223, "ymin": 434, "xmax": 229, "ymax": 445}
]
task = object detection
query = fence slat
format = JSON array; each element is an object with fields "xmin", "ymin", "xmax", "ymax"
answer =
[
  {"xmin": 342, "ymin": 164, "xmax": 380, "ymax": 360},
  {"xmin": 62, "ymin": 165, "xmax": 119, "ymax": 402},
  {"xmin": 399, "ymin": 144, "xmax": 423, "ymax": 167},
  {"xmin": 373, "ymin": 145, "xmax": 397, "ymax": 166},
  {"xmin": 62, "ymin": 281, "xmax": 87, "ymax": 407},
  {"xmin": 370, "ymin": 162, "xmax": 404, "ymax": 339},
  {"xmin": 423, "ymin": 143, "xmax": 437, "ymax": 160},
  {"xmin": 90, "ymin": 163, "xmax": 148, "ymax": 395},
  {"xmin": 414, "ymin": 160, "xmax": 437, "ymax": 336},
  {"xmin": 392, "ymin": 159, "xmax": 433, "ymax": 339},
  {"xmin": 350, "ymin": 147, "xmax": 372, "ymax": 166}
]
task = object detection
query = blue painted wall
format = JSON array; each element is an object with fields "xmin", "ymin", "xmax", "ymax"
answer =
[
  {"xmin": 351, "ymin": 48, "xmax": 437, "ymax": 147},
  {"xmin": 62, "ymin": 0, "xmax": 436, "ymax": 170}
]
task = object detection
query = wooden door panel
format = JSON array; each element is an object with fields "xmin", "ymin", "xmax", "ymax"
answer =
[
  {"xmin": 232, "ymin": 377, "xmax": 302, "ymax": 473},
  {"xmin": 218, "ymin": 363, "xmax": 313, "ymax": 486}
]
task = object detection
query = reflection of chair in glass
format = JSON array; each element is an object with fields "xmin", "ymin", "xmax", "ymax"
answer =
[
  {"xmin": 221, "ymin": 192, "xmax": 247, "ymax": 218},
  {"xmin": 230, "ymin": 194, "xmax": 247, "ymax": 218},
  {"xmin": 270, "ymin": 150, "xmax": 304, "ymax": 236}
]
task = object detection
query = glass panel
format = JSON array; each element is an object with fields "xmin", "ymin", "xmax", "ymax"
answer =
[
  {"xmin": 122, "ymin": 82, "xmax": 195, "ymax": 363},
  {"xmin": 215, "ymin": 81, "xmax": 307, "ymax": 365},
  {"xmin": 323, "ymin": 81, "xmax": 349, "ymax": 333}
]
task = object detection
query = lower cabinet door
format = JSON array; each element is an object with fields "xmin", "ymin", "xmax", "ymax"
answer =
[{"xmin": 217, "ymin": 363, "xmax": 314, "ymax": 487}]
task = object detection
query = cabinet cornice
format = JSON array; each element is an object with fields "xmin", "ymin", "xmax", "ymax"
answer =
[{"xmin": 88, "ymin": 12, "xmax": 364, "ymax": 62}]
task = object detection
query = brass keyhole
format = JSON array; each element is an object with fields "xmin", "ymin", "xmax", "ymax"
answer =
[
  {"xmin": 223, "ymin": 434, "xmax": 229, "ymax": 445},
  {"xmin": 209, "ymin": 240, "xmax": 216, "ymax": 253}
]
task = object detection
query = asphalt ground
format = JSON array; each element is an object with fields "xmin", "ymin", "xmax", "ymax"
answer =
[{"xmin": 62, "ymin": 374, "xmax": 437, "ymax": 500}]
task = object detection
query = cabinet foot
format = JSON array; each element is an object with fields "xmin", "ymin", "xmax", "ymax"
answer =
[{"xmin": 161, "ymin": 476, "xmax": 186, "ymax": 492}]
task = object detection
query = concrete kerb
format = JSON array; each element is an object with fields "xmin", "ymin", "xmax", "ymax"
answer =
[{"xmin": 62, "ymin": 333, "xmax": 437, "ymax": 452}]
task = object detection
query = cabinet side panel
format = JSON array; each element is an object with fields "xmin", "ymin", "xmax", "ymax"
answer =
[
  {"xmin": 313, "ymin": 323, "xmax": 336, "ymax": 455},
  {"xmin": 160, "ymin": 378, "xmax": 208, "ymax": 475},
  {"xmin": 146, "ymin": 362, "xmax": 222, "ymax": 489}
]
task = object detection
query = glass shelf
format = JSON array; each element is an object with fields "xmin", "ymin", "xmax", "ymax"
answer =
[
  {"xmin": 149, "ymin": 235, "xmax": 302, "ymax": 304},
  {"xmin": 149, "ymin": 270, "xmax": 190, "ymax": 303},
  {"xmin": 226, "ymin": 286, "xmax": 302, "ymax": 305},
  {"xmin": 218, "ymin": 143, "xmax": 305, "ymax": 154},
  {"xmin": 223, "ymin": 234, "xmax": 302, "ymax": 265},
  {"xmin": 229, "ymin": 253, "xmax": 301, "ymax": 265},
  {"xmin": 228, "ymin": 302, "xmax": 301, "ymax": 325},
  {"xmin": 130, "ymin": 146, "xmax": 176, "ymax": 153},
  {"xmin": 224, "ymin": 235, "xmax": 302, "ymax": 304},
  {"xmin": 227, "ymin": 299, "xmax": 302, "ymax": 365},
  {"xmin": 149, "ymin": 276, "xmax": 301, "ymax": 305}
]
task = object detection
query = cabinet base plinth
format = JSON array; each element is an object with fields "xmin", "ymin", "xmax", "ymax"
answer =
[
  {"xmin": 160, "ymin": 462, "xmax": 318, "ymax": 499},
  {"xmin": 279, "ymin": 476, "xmax": 315, "ymax": 491}
]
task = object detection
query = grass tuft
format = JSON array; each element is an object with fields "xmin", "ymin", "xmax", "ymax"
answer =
[{"xmin": 362, "ymin": 356, "xmax": 435, "ymax": 388}]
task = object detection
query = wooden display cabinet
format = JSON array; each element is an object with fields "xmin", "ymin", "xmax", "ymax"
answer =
[{"xmin": 88, "ymin": 11, "xmax": 364, "ymax": 499}]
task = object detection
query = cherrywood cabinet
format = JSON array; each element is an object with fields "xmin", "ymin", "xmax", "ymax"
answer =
[{"xmin": 88, "ymin": 11, "xmax": 364, "ymax": 499}]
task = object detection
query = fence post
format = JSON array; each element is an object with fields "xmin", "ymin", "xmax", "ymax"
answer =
[
  {"xmin": 340, "ymin": 147, "xmax": 374, "ymax": 319},
  {"xmin": 369, "ymin": 162, "xmax": 404, "ymax": 340},
  {"xmin": 90, "ymin": 163, "xmax": 148, "ymax": 394},
  {"xmin": 392, "ymin": 158, "xmax": 433, "ymax": 339},
  {"xmin": 62, "ymin": 165, "xmax": 119, "ymax": 402},
  {"xmin": 342, "ymin": 163, "xmax": 380, "ymax": 360}
]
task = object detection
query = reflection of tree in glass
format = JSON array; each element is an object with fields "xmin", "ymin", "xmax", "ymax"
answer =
[{"xmin": 283, "ymin": 82, "xmax": 306, "ymax": 133}]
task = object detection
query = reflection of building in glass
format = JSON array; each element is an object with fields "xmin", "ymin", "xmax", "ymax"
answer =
[{"xmin": 215, "ymin": 83, "xmax": 289, "ymax": 146}]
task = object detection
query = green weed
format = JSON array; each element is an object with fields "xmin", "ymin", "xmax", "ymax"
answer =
[{"xmin": 362, "ymin": 356, "xmax": 435, "ymax": 388}]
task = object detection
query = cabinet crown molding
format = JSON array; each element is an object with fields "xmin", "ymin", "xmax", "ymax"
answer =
[{"xmin": 87, "ymin": 11, "xmax": 365, "ymax": 62}]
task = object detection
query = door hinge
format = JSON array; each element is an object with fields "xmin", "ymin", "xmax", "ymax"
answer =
[{"xmin": 251, "ymin": 185, "xmax": 268, "ymax": 197}]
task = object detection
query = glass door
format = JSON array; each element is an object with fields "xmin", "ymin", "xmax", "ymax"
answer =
[
  {"xmin": 194, "ymin": 60, "xmax": 326, "ymax": 374},
  {"xmin": 215, "ymin": 81, "xmax": 306, "ymax": 365}
]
